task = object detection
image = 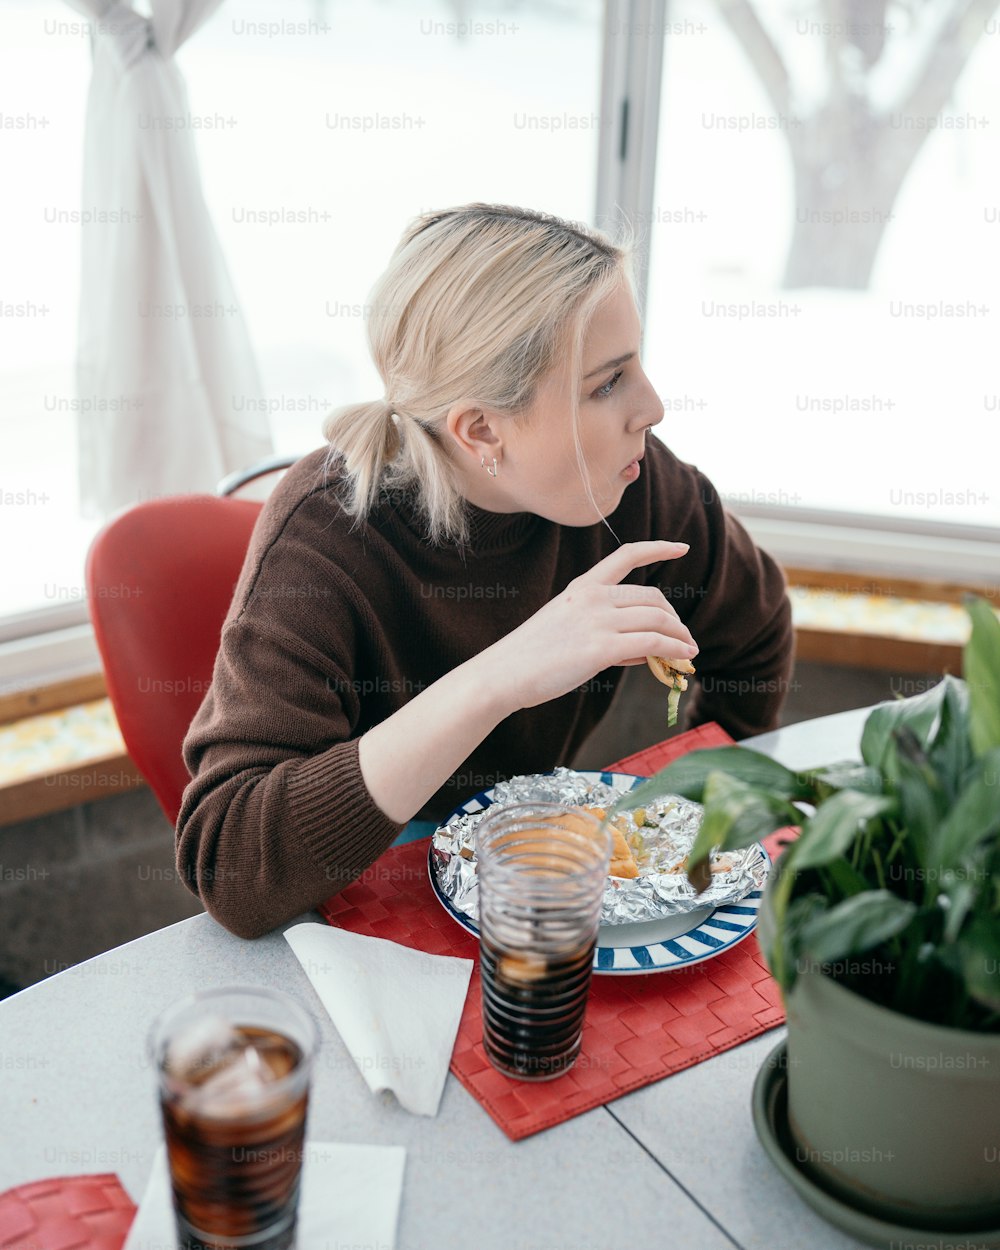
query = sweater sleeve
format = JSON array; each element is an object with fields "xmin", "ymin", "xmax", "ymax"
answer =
[
  {"xmin": 176, "ymin": 554, "xmax": 407, "ymax": 939},
  {"xmin": 636, "ymin": 446, "xmax": 795, "ymax": 740}
]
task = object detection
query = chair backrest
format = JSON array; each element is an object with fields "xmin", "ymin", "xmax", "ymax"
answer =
[{"xmin": 85, "ymin": 494, "xmax": 264, "ymax": 824}]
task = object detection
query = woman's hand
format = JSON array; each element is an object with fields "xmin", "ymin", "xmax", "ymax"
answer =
[{"xmin": 479, "ymin": 540, "xmax": 699, "ymax": 711}]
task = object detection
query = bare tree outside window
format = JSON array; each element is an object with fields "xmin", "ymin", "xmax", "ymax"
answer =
[{"xmin": 716, "ymin": 0, "xmax": 1000, "ymax": 288}]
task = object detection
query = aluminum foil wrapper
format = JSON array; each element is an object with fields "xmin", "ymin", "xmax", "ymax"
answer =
[{"xmin": 430, "ymin": 767, "xmax": 769, "ymax": 926}]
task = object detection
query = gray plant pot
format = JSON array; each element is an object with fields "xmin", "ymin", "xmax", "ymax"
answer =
[{"xmin": 758, "ymin": 853, "xmax": 1000, "ymax": 1228}]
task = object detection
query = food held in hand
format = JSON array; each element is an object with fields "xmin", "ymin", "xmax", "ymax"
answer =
[{"xmin": 646, "ymin": 655, "xmax": 696, "ymax": 727}]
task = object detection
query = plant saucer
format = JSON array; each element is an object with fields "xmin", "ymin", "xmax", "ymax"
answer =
[{"xmin": 751, "ymin": 1039, "xmax": 1000, "ymax": 1250}]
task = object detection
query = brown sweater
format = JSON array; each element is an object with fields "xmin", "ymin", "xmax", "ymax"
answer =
[{"xmin": 177, "ymin": 440, "xmax": 794, "ymax": 938}]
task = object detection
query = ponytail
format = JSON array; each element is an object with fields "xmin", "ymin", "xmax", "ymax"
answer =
[
  {"xmin": 324, "ymin": 399, "xmax": 467, "ymax": 545},
  {"xmin": 323, "ymin": 399, "xmax": 400, "ymax": 519},
  {"xmin": 385, "ymin": 414, "xmax": 466, "ymax": 546}
]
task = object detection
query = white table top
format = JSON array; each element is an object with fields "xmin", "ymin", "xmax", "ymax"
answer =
[{"xmin": 0, "ymin": 706, "xmax": 874, "ymax": 1249}]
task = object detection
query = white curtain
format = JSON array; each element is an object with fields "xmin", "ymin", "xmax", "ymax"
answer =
[{"xmin": 65, "ymin": 0, "xmax": 273, "ymax": 517}]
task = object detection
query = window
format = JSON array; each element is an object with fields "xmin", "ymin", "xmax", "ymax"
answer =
[
  {"xmin": 643, "ymin": 0, "xmax": 999, "ymax": 557},
  {"xmin": 1, "ymin": 2, "xmax": 98, "ymax": 630},
  {"xmin": 1, "ymin": 0, "xmax": 604, "ymax": 631},
  {"xmin": 3, "ymin": 0, "xmax": 994, "ymax": 680}
]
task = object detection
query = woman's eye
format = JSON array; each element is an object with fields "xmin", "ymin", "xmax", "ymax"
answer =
[{"xmin": 594, "ymin": 369, "xmax": 623, "ymax": 399}]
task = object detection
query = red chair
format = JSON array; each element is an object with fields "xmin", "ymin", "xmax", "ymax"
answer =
[{"xmin": 85, "ymin": 457, "xmax": 297, "ymax": 824}]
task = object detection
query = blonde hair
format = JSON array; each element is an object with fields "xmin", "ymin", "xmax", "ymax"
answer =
[{"xmin": 323, "ymin": 203, "xmax": 635, "ymax": 545}]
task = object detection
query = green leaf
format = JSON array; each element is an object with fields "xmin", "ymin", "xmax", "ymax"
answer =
[
  {"xmin": 684, "ymin": 771, "xmax": 801, "ymax": 892},
  {"xmin": 610, "ymin": 745, "xmax": 813, "ymax": 816},
  {"xmin": 860, "ymin": 681, "xmax": 947, "ymax": 783},
  {"xmin": 928, "ymin": 745, "xmax": 1000, "ymax": 872},
  {"xmin": 927, "ymin": 675, "xmax": 972, "ymax": 803},
  {"xmin": 823, "ymin": 856, "xmax": 872, "ymax": 899},
  {"xmin": 958, "ymin": 916, "xmax": 1000, "ymax": 1011},
  {"xmin": 757, "ymin": 850, "xmax": 802, "ymax": 990},
  {"xmin": 793, "ymin": 790, "xmax": 896, "ymax": 872},
  {"xmin": 778, "ymin": 893, "xmax": 829, "ymax": 992},
  {"xmin": 892, "ymin": 726, "xmax": 947, "ymax": 867},
  {"xmin": 804, "ymin": 761, "xmax": 884, "ymax": 801},
  {"xmin": 667, "ymin": 684, "xmax": 681, "ymax": 728},
  {"xmin": 964, "ymin": 596, "xmax": 1000, "ymax": 758},
  {"xmin": 799, "ymin": 891, "xmax": 916, "ymax": 965},
  {"xmin": 941, "ymin": 874, "xmax": 980, "ymax": 944}
]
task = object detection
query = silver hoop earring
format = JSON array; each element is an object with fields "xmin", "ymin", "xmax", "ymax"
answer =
[{"xmin": 481, "ymin": 455, "xmax": 499, "ymax": 478}]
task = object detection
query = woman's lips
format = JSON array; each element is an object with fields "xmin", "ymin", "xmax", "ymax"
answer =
[{"xmin": 622, "ymin": 458, "xmax": 642, "ymax": 481}]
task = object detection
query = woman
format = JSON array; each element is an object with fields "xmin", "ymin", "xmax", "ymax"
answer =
[{"xmin": 177, "ymin": 203, "xmax": 793, "ymax": 939}]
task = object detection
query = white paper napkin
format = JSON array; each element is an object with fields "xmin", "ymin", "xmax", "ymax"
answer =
[
  {"xmin": 123, "ymin": 1140, "xmax": 406, "ymax": 1250},
  {"xmin": 284, "ymin": 921, "xmax": 474, "ymax": 1117}
]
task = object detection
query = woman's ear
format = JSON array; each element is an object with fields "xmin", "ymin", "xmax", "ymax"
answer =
[{"xmin": 445, "ymin": 403, "xmax": 502, "ymax": 464}]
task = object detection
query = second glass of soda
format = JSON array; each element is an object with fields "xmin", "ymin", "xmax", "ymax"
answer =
[{"xmin": 476, "ymin": 802, "xmax": 612, "ymax": 1081}]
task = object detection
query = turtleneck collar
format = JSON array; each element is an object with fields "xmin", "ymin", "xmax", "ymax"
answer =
[
  {"xmin": 383, "ymin": 484, "xmax": 542, "ymax": 554},
  {"xmin": 463, "ymin": 498, "xmax": 541, "ymax": 551}
]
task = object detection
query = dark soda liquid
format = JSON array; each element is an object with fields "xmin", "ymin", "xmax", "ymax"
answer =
[
  {"xmin": 480, "ymin": 938, "xmax": 597, "ymax": 1080},
  {"xmin": 160, "ymin": 1025, "xmax": 307, "ymax": 1250}
]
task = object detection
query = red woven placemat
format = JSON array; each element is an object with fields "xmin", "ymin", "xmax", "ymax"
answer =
[
  {"xmin": 320, "ymin": 722, "xmax": 795, "ymax": 1140},
  {"xmin": 0, "ymin": 1175, "xmax": 136, "ymax": 1250}
]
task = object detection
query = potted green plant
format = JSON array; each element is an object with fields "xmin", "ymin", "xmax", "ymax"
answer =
[{"xmin": 612, "ymin": 596, "xmax": 1000, "ymax": 1229}]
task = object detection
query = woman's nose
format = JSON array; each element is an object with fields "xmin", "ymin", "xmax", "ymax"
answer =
[{"xmin": 631, "ymin": 387, "xmax": 664, "ymax": 434}]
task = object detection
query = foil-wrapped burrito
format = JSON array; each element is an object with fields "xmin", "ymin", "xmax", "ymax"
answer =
[{"xmin": 430, "ymin": 767, "xmax": 769, "ymax": 927}]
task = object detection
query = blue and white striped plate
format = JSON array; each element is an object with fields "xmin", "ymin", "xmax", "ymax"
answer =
[{"xmin": 427, "ymin": 770, "xmax": 770, "ymax": 976}]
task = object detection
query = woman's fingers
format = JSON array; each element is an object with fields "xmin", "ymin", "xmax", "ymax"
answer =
[
  {"xmin": 615, "ymin": 605, "xmax": 698, "ymax": 651},
  {"xmin": 608, "ymin": 583, "xmax": 689, "ymax": 632},
  {"xmin": 613, "ymin": 631, "xmax": 697, "ymax": 668},
  {"xmin": 497, "ymin": 540, "xmax": 700, "ymax": 711},
  {"xmin": 608, "ymin": 583, "xmax": 674, "ymax": 608},
  {"xmin": 585, "ymin": 540, "xmax": 689, "ymax": 586}
]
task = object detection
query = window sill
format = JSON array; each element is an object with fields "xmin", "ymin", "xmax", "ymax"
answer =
[
  {"xmin": 4, "ymin": 565, "xmax": 993, "ymax": 827},
  {"xmin": 0, "ymin": 749, "xmax": 146, "ymax": 826},
  {"xmin": 0, "ymin": 681, "xmax": 146, "ymax": 828}
]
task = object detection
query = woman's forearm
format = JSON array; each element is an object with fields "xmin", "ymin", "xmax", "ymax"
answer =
[{"xmin": 357, "ymin": 648, "xmax": 515, "ymax": 823}]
